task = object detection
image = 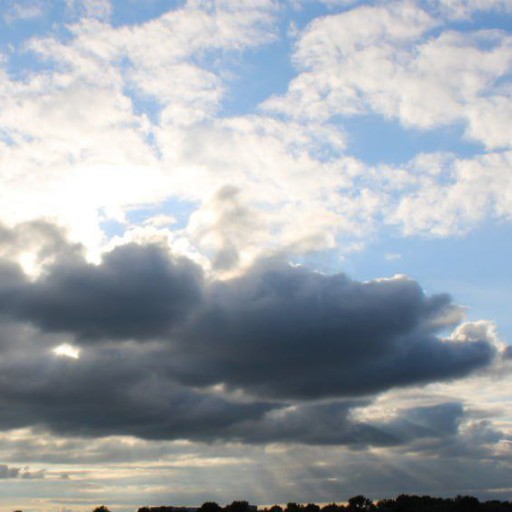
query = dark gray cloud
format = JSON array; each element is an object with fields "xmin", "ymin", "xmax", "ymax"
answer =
[
  {"xmin": 0, "ymin": 320, "xmax": 480, "ymax": 445},
  {"xmin": 172, "ymin": 261, "xmax": 497, "ymax": 399},
  {"xmin": 375, "ymin": 402, "xmax": 464, "ymax": 444},
  {"xmin": 0, "ymin": 222, "xmax": 501, "ymax": 443},
  {"xmin": 0, "ymin": 464, "xmax": 20, "ymax": 479},
  {"xmin": 0, "ymin": 340, "xmax": 271, "ymax": 440},
  {"xmin": 225, "ymin": 402, "xmax": 464, "ymax": 447},
  {"xmin": 0, "ymin": 464, "xmax": 43, "ymax": 479},
  {"xmin": 0, "ymin": 242, "xmax": 203, "ymax": 341}
]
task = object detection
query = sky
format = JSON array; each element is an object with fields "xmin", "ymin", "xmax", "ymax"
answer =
[{"xmin": 0, "ymin": 0, "xmax": 511, "ymax": 511}]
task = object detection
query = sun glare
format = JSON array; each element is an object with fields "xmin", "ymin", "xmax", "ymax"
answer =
[{"xmin": 53, "ymin": 344, "xmax": 81, "ymax": 360}]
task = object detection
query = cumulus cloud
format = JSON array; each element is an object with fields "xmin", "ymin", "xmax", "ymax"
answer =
[
  {"xmin": 0, "ymin": 222, "xmax": 501, "ymax": 443},
  {"xmin": 173, "ymin": 261, "xmax": 496, "ymax": 399},
  {"xmin": 187, "ymin": 185, "xmax": 267, "ymax": 272},
  {"xmin": 0, "ymin": 0, "xmax": 277, "ymax": 256},
  {"xmin": 1, "ymin": 0, "xmax": 509, "ymax": 266},
  {"xmin": 358, "ymin": 150, "xmax": 512, "ymax": 237},
  {"xmin": 265, "ymin": 1, "xmax": 512, "ymax": 147},
  {"xmin": 5, "ymin": 243, "xmax": 204, "ymax": 341}
]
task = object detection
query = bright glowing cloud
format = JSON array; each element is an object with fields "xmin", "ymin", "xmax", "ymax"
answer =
[{"xmin": 52, "ymin": 343, "xmax": 81, "ymax": 359}]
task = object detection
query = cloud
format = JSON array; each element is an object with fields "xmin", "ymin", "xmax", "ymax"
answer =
[
  {"xmin": 4, "ymin": 242, "xmax": 204, "ymax": 341},
  {"xmin": 1, "ymin": 0, "xmax": 509, "ymax": 269},
  {"xmin": 68, "ymin": 0, "xmax": 112, "ymax": 21},
  {"xmin": 0, "ymin": 464, "xmax": 20, "ymax": 479},
  {"xmin": 225, "ymin": 401, "xmax": 465, "ymax": 446},
  {"xmin": 265, "ymin": 1, "xmax": 512, "ymax": 146},
  {"xmin": 434, "ymin": 0, "xmax": 512, "ymax": 19},
  {"xmin": 187, "ymin": 185, "xmax": 264, "ymax": 271},
  {"xmin": 173, "ymin": 260, "xmax": 497, "ymax": 399},
  {"xmin": 0, "ymin": 464, "xmax": 43, "ymax": 479},
  {"xmin": 2, "ymin": 0, "xmax": 44, "ymax": 23},
  {"xmin": 0, "ymin": 222, "xmax": 501, "ymax": 443},
  {"xmin": 386, "ymin": 151, "xmax": 512, "ymax": 235},
  {"xmin": 0, "ymin": 0, "xmax": 277, "ymax": 255},
  {"xmin": 0, "ymin": 358, "xmax": 272, "ymax": 439}
]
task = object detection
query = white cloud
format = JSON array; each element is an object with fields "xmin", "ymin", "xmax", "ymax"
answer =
[
  {"xmin": 1, "ymin": 0, "xmax": 511, "ymax": 261},
  {"xmin": 0, "ymin": 0, "xmax": 278, "ymax": 260},
  {"xmin": 66, "ymin": 0, "xmax": 112, "ymax": 21},
  {"xmin": 155, "ymin": 115, "xmax": 374, "ymax": 270},
  {"xmin": 434, "ymin": 0, "xmax": 512, "ymax": 19},
  {"xmin": 385, "ymin": 151, "xmax": 512, "ymax": 236},
  {"xmin": 2, "ymin": 0, "xmax": 44, "ymax": 23},
  {"xmin": 451, "ymin": 320, "xmax": 502, "ymax": 345},
  {"xmin": 264, "ymin": 2, "xmax": 512, "ymax": 144}
]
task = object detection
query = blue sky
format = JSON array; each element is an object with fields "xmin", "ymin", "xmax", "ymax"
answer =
[{"xmin": 0, "ymin": 0, "xmax": 512, "ymax": 511}]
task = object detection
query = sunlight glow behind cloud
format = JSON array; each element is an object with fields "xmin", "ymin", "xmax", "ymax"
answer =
[{"xmin": 52, "ymin": 343, "xmax": 81, "ymax": 360}]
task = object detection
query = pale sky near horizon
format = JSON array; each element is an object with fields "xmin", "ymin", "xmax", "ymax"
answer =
[{"xmin": 0, "ymin": 1, "xmax": 512, "ymax": 511}]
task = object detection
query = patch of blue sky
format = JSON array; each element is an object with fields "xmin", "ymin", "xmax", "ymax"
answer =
[
  {"xmin": 0, "ymin": 128, "xmax": 23, "ymax": 146},
  {"xmin": 126, "ymin": 196, "xmax": 197, "ymax": 230},
  {"xmin": 100, "ymin": 218, "xmax": 126, "ymax": 238},
  {"xmin": 219, "ymin": 1, "xmax": 340, "ymax": 118},
  {"xmin": 404, "ymin": 4, "xmax": 512, "ymax": 44},
  {"xmin": 290, "ymin": 247, "xmax": 347, "ymax": 276},
  {"xmin": 219, "ymin": 38, "xmax": 295, "ymax": 118},
  {"xmin": 342, "ymin": 220, "xmax": 512, "ymax": 342},
  {"xmin": 3, "ymin": 45, "xmax": 56, "ymax": 81},
  {"xmin": 493, "ymin": 71, "xmax": 512, "ymax": 90},
  {"xmin": 285, "ymin": 0, "xmax": 332, "ymax": 30},
  {"xmin": 450, "ymin": 9, "xmax": 512, "ymax": 35},
  {"xmin": 340, "ymin": 115, "xmax": 485, "ymax": 165},
  {"xmin": 122, "ymin": 76, "xmax": 163, "ymax": 126},
  {"xmin": 0, "ymin": 17, "xmax": 42, "ymax": 51},
  {"xmin": 0, "ymin": 4, "xmax": 78, "ymax": 81},
  {"xmin": 100, "ymin": 198, "xmax": 196, "ymax": 239},
  {"xmin": 109, "ymin": 0, "xmax": 185, "ymax": 28},
  {"xmin": 0, "ymin": 0, "xmax": 73, "ymax": 42},
  {"xmin": 117, "ymin": 93, "xmax": 162, "ymax": 160}
]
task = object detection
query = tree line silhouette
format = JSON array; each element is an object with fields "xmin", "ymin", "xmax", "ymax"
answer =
[{"xmin": 79, "ymin": 495, "xmax": 512, "ymax": 512}]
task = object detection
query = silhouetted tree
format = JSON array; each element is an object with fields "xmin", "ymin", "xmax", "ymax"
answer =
[
  {"xmin": 199, "ymin": 502, "xmax": 222, "ymax": 512},
  {"xmin": 226, "ymin": 501, "xmax": 253, "ymax": 512},
  {"xmin": 127, "ymin": 493, "xmax": 512, "ymax": 512},
  {"xmin": 376, "ymin": 499, "xmax": 394, "ymax": 512},
  {"xmin": 348, "ymin": 496, "xmax": 375, "ymax": 512},
  {"xmin": 286, "ymin": 503, "xmax": 304, "ymax": 512},
  {"xmin": 322, "ymin": 503, "xmax": 344, "ymax": 512},
  {"xmin": 456, "ymin": 496, "xmax": 480, "ymax": 512},
  {"xmin": 93, "ymin": 507, "xmax": 111, "ymax": 512}
]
